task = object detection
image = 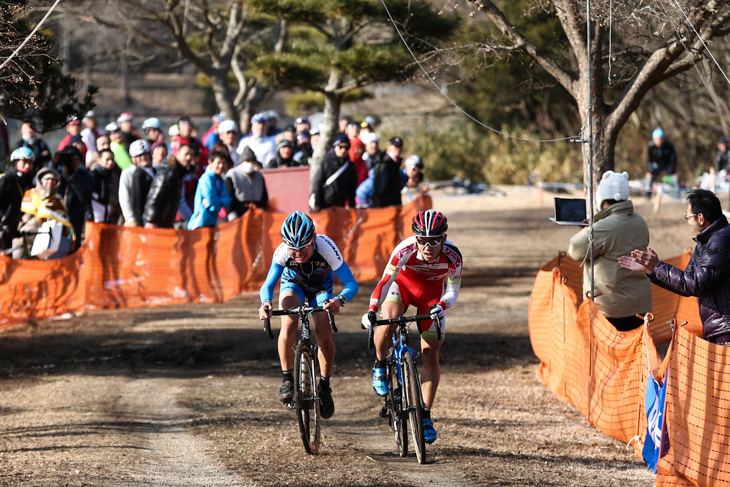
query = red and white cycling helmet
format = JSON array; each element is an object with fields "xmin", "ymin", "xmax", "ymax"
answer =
[{"xmin": 412, "ymin": 209, "xmax": 448, "ymax": 237}]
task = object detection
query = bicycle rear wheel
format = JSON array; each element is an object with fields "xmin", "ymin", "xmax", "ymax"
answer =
[
  {"xmin": 403, "ymin": 353, "xmax": 426, "ymax": 464},
  {"xmin": 387, "ymin": 360, "xmax": 408, "ymax": 457},
  {"xmin": 294, "ymin": 341, "xmax": 320, "ymax": 455}
]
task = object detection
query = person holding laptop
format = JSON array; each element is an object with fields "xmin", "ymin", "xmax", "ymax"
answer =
[{"xmin": 567, "ymin": 170, "xmax": 651, "ymax": 331}]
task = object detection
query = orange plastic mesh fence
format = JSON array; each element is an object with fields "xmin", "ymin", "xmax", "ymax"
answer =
[
  {"xmin": 655, "ymin": 325, "xmax": 730, "ymax": 487},
  {"xmin": 529, "ymin": 253, "xmax": 730, "ymax": 486},
  {"xmin": 0, "ymin": 195, "xmax": 432, "ymax": 328}
]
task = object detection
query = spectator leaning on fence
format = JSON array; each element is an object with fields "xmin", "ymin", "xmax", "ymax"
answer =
[
  {"xmin": 90, "ymin": 149, "xmax": 116, "ymax": 224},
  {"xmin": 57, "ymin": 146, "xmax": 94, "ymax": 251},
  {"xmin": 119, "ymin": 140, "xmax": 156, "ymax": 227},
  {"xmin": 225, "ymin": 146, "xmax": 268, "ymax": 220},
  {"xmin": 143, "ymin": 142, "xmax": 196, "ymax": 229},
  {"xmin": 568, "ymin": 171, "xmax": 652, "ymax": 331},
  {"xmin": 187, "ymin": 151, "xmax": 231, "ymax": 230},
  {"xmin": 12, "ymin": 168, "xmax": 73, "ymax": 258},
  {"xmin": 0, "ymin": 147, "xmax": 35, "ymax": 251},
  {"xmin": 620, "ymin": 188, "xmax": 730, "ymax": 344}
]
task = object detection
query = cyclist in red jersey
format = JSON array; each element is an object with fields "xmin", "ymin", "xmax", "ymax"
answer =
[{"xmin": 362, "ymin": 209, "xmax": 462, "ymax": 443}]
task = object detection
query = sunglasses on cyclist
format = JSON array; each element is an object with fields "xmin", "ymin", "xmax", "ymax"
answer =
[
  {"xmin": 287, "ymin": 241, "xmax": 314, "ymax": 252},
  {"xmin": 415, "ymin": 236, "xmax": 443, "ymax": 247}
]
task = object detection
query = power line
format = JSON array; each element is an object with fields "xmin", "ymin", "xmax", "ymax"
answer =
[
  {"xmin": 379, "ymin": 0, "xmax": 580, "ymax": 143},
  {"xmin": 669, "ymin": 0, "xmax": 730, "ymax": 87}
]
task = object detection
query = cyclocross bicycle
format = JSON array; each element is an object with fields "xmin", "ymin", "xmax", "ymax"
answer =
[
  {"xmin": 264, "ymin": 305, "xmax": 337, "ymax": 455},
  {"xmin": 364, "ymin": 312, "xmax": 441, "ymax": 464}
]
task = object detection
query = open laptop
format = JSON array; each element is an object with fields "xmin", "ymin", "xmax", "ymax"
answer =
[{"xmin": 549, "ymin": 197, "xmax": 588, "ymax": 226}]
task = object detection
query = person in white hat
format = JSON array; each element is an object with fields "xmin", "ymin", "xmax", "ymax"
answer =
[
  {"xmin": 567, "ymin": 170, "xmax": 652, "ymax": 331},
  {"xmin": 218, "ymin": 120, "xmax": 240, "ymax": 166}
]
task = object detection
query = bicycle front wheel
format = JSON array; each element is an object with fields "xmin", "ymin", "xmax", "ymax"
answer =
[
  {"xmin": 387, "ymin": 360, "xmax": 407, "ymax": 457},
  {"xmin": 403, "ymin": 353, "xmax": 426, "ymax": 464},
  {"xmin": 294, "ymin": 341, "xmax": 320, "ymax": 455}
]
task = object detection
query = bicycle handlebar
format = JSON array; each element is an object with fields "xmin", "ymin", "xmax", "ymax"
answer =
[
  {"xmin": 262, "ymin": 304, "xmax": 338, "ymax": 340},
  {"xmin": 365, "ymin": 313, "xmax": 442, "ymax": 345}
]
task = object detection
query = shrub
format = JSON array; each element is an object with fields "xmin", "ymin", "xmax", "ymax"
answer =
[{"xmin": 405, "ymin": 121, "xmax": 582, "ymax": 185}]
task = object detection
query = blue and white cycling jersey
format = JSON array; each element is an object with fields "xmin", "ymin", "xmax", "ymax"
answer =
[{"xmin": 260, "ymin": 234, "xmax": 358, "ymax": 306}]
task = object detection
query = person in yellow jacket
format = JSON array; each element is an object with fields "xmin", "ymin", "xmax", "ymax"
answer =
[{"xmin": 11, "ymin": 168, "xmax": 75, "ymax": 258}]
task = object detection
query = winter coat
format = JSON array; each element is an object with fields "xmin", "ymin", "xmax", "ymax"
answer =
[
  {"xmin": 311, "ymin": 152, "xmax": 357, "ymax": 210},
  {"xmin": 59, "ymin": 168, "xmax": 94, "ymax": 248},
  {"xmin": 371, "ymin": 152, "xmax": 403, "ymax": 208},
  {"xmin": 187, "ymin": 169, "xmax": 231, "ymax": 230},
  {"xmin": 90, "ymin": 165, "xmax": 113, "ymax": 223},
  {"xmin": 143, "ymin": 163, "xmax": 187, "ymax": 228},
  {"xmin": 568, "ymin": 200, "xmax": 652, "ymax": 319},
  {"xmin": 647, "ymin": 140, "xmax": 677, "ymax": 175},
  {"xmin": 651, "ymin": 215, "xmax": 730, "ymax": 343},
  {"xmin": 0, "ymin": 170, "xmax": 30, "ymax": 249},
  {"xmin": 225, "ymin": 166, "xmax": 268, "ymax": 220},
  {"xmin": 119, "ymin": 166, "xmax": 155, "ymax": 226}
]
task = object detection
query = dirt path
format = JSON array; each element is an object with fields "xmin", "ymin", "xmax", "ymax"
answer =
[{"xmin": 0, "ymin": 187, "xmax": 689, "ymax": 486}]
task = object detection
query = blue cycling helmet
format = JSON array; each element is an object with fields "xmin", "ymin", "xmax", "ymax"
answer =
[
  {"xmin": 652, "ymin": 128, "xmax": 665, "ymax": 139},
  {"xmin": 11, "ymin": 147, "xmax": 35, "ymax": 161},
  {"xmin": 142, "ymin": 117, "xmax": 161, "ymax": 130},
  {"xmin": 281, "ymin": 211, "xmax": 315, "ymax": 248}
]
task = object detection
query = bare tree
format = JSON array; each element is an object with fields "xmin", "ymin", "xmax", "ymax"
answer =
[
  {"xmin": 0, "ymin": 0, "xmax": 95, "ymax": 131},
  {"xmin": 63, "ymin": 0, "xmax": 284, "ymax": 133},
  {"xmin": 466, "ymin": 0, "xmax": 730, "ymax": 188}
]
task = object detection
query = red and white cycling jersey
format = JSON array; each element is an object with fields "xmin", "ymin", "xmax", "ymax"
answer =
[{"xmin": 369, "ymin": 235, "xmax": 463, "ymax": 312}]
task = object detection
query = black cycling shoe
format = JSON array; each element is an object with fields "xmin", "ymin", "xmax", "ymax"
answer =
[
  {"xmin": 278, "ymin": 381, "xmax": 294, "ymax": 404},
  {"xmin": 318, "ymin": 382, "xmax": 335, "ymax": 419}
]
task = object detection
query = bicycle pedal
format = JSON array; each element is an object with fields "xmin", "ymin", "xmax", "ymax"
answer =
[{"xmin": 379, "ymin": 404, "xmax": 389, "ymax": 418}]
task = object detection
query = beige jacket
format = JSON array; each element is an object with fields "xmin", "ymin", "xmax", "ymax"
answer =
[{"xmin": 567, "ymin": 200, "xmax": 652, "ymax": 319}]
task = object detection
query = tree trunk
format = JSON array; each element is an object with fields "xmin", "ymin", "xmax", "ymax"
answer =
[
  {"xmin": 310, "ymin": 69, "xmax": 345, "ymax": 179},
  {"xmin": 209, "ymin": 73, "xmax": 237, "ymax": 122}
]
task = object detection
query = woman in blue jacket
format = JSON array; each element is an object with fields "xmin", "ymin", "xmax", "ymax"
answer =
[{"xmin": 187, "ymin": 151, "xmax": 231, "ymax": 230}]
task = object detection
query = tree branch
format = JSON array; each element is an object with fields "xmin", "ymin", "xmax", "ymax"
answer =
[{"xmin": 467, "ymin": 0, "xmax": 578, "ymax": 98}]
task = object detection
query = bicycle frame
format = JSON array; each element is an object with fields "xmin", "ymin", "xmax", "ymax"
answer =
[
  {"xmin": 263, "ymin": 304, "xmax": 336, "ymax": 455},
  {"xmin": 366, "ymin": 312, "xmax": 440, "ymax": 464},
  {"xmin": 390, "ymin": 324, "xmax": 418, "ymax": 394}
]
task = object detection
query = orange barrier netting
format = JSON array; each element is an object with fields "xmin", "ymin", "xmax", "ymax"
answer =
[
  {"xmin": 529, "ymin": 253, "xmax": 730, "ymax": 486},
  {"xmin": 0, "ymin": 195, "xmax": 432, "ymax": 329}
]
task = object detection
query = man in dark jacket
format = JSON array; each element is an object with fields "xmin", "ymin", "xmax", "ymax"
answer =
[
  {"xmin": 58, "ymin": 146, "xmax": 94, "ymax": 251},
  {"xmin": 645, "ymin": 128, "xmax": 678, "ymax": 199},
  {"xmin": 143, "ymin": 143, "xmax": 196, "ymax": 228},
  {"xmin": 90, "ymin": 149, "xmax": 116, "ymax": 223},
  {"xmin": 0, "ymin": 147, "xmax": 35, "ymax": 251},
  {"xmin": 310, "ymin": 134, "xmax": 357, "ymax": 212},
  {"xmin": 371, "ymin": 136, "xmax": 404, "ymax": 208},
  {"xmin": 620, "ymin": 189, "xmax": 730, "ymax": 344}
]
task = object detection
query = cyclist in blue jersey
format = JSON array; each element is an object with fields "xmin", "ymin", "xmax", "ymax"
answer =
[{"xmin": 259, "ymin": 211, "xmax": 359, "ymax": 418}]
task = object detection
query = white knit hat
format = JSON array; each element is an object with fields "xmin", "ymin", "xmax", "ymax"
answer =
[{"xmin": 595, "ymin": 170, "xmax": 629, "ymax": 209}]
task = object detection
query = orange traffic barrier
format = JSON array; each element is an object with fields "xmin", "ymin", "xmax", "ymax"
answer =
[
  {"xmin": 0, "ymin": 195, "xmax": 432, "ymax": 329},
  {"xmin": 529, "ymin": 253, "xmax": 730, "ymax": 486}
]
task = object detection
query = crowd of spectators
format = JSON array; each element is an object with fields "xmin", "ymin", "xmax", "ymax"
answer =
[{"xmin": 0, "ymin": 110, "xmax": 428, "ymax": 259}]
